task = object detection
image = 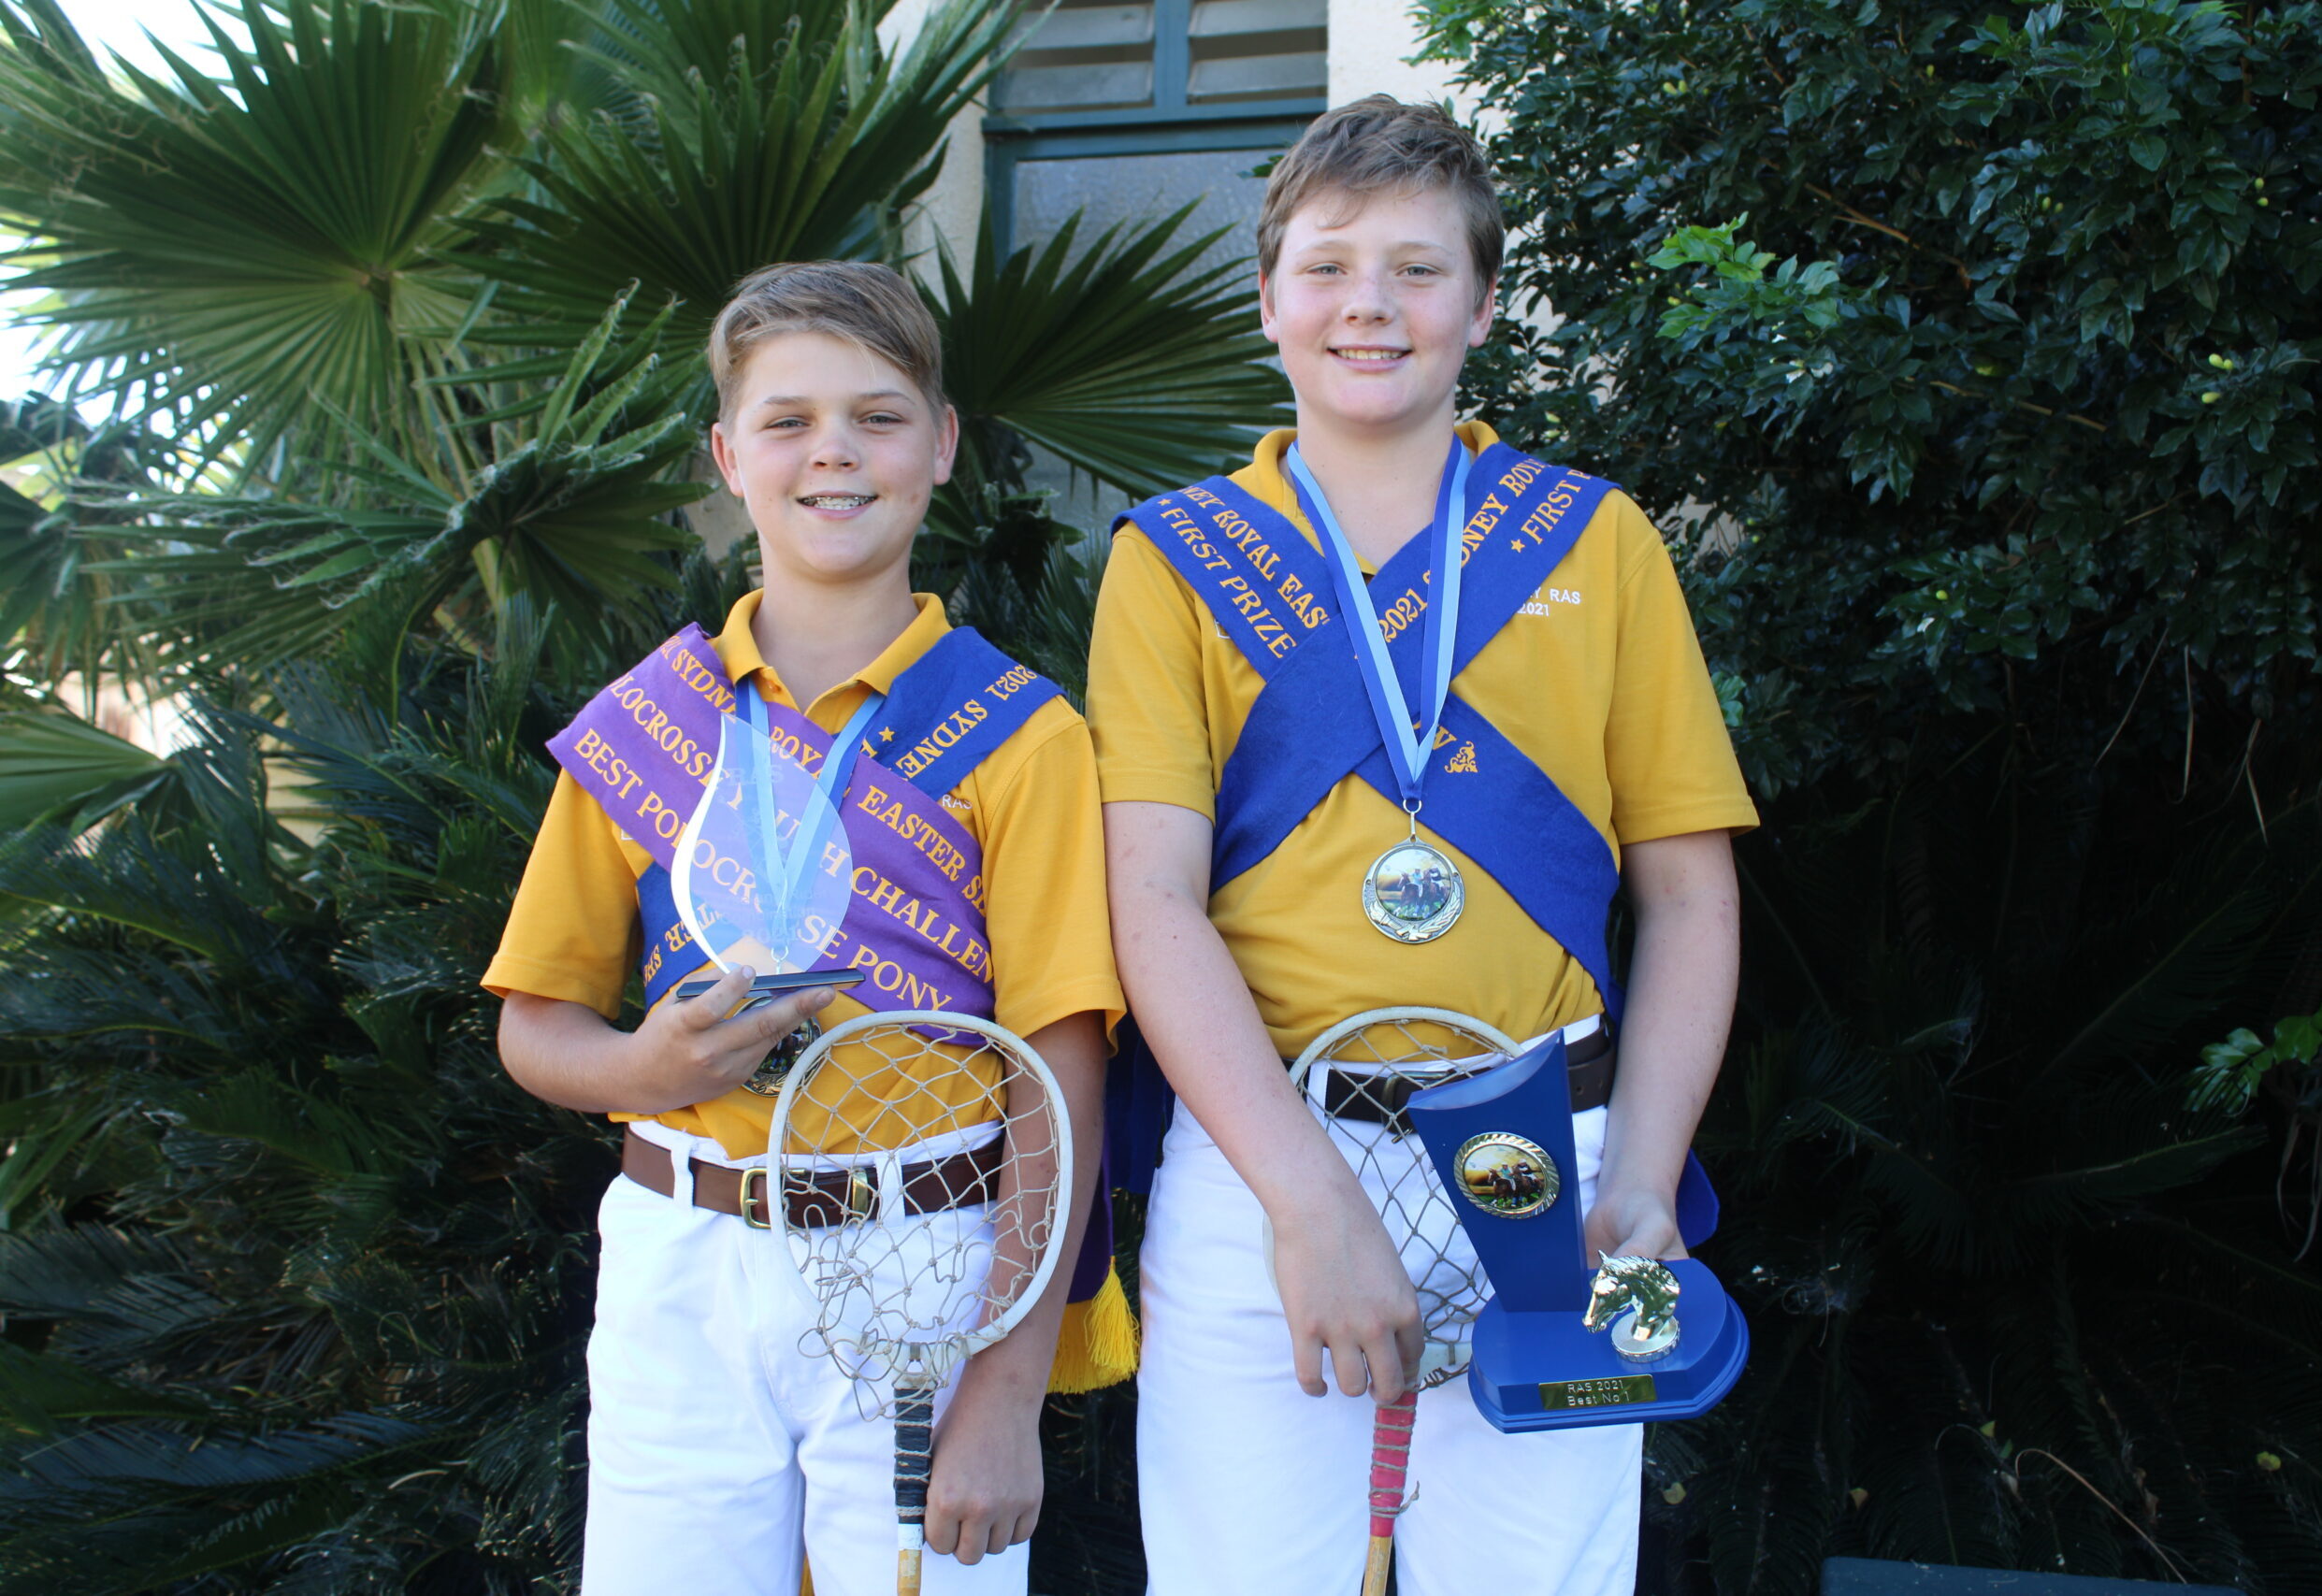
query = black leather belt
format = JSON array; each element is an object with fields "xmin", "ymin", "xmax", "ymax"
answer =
[
  {"xmin": 620, "ymin": 1126, "xmax": 1000, "ymax": 1229},
  {"xmin": 1317, "ymin": 1027, "xmax": 1614, "ymax": 1133}
]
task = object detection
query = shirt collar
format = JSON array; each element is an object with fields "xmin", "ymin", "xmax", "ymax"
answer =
[
  {"xmin": 1247, "ymin": 420, "xmax": 1503, "ymax": 565},
  {"xmin": 709, "ymin": 588, "xmax": 954, "ymax": 720}
]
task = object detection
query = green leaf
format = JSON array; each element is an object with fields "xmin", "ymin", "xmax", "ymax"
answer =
[
  {"xmin": 0, "ymin": 710, "xmax": 169, "ymax": 831},
  {"xmin": 461, "ymin": 0, "xmax": 1017, "ymax": 369},
  {"xmin": 0, "ymin": 0, "xmax": 511, "ymax": 472},
  {"xmin": 932, "ymin": 208, "xmax": 1291, "ymax": 498}
]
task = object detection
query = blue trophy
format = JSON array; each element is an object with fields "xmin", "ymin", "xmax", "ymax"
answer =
[{"xmin": 1403, "ymin": 1033, "xmax": 1749, "ymax": 1431}]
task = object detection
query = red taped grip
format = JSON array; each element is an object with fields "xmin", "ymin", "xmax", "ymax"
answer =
[{"xmin": 1365, "ymin": 1390, "xmax": 1420, "ymax": 1539}]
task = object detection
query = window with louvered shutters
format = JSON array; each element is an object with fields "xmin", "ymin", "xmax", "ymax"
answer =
[
  {"xmin": 985, "ymin": 0, "xmax": 1329, "ymax": 273},
  {"xmin": 983, "ymin": 0, "xmax": 1326, "ymax": 526},
  {"xmin": 993, "ymin": 0, "xmax": 1327, "ymax": 116}
]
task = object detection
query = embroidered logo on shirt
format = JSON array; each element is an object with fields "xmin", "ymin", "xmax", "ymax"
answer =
[
  {"xmin": 1520, "ymin": 587, "xmax": 1583, "ymax": 618},
  {"xmin": 941, "ymin": 794, "xmax": 973, "ymax": 814},
  {"xmin": 1444, "ymin": 741, "xmax": 1479, "ymax": 774}
]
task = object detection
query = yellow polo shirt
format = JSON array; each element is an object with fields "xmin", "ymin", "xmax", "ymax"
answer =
[
  {"xmin": 1086, "ymin": 424, "xmax": 1757, "ymax": 1058},
  {"xmin": 485, "ymin": 590, "xmax": 1125, "ymax": 1159}
]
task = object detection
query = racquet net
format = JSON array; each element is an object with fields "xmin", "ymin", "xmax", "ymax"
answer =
[
  {"xmin": 1285, "ymin": 1007, "xmax": 1520, "ymax": 1596},
  {"xmin": 767, "ymin": 1012, "xmax": 1073, "ymax": 1596}
]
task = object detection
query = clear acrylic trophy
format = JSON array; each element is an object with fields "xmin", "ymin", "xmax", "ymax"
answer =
[{"xmin": 671, "ymin": 705, "xmax": 861, "ymax": 1085}]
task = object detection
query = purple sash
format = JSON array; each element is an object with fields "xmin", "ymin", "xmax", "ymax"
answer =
[{"xmin": 548, "ymin": 625, "xmax": 995, "ymax": 1018}]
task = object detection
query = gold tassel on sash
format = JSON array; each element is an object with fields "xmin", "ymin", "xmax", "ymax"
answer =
[{"xmin": 1046, "ymin": 1265, "xmax": 1139, "ymax": 1393}]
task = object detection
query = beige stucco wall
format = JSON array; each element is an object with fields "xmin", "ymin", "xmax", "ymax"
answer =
[
  {"xmin": 880, "ymin": 0, "xmax": 988, "ymax": 277},
  {"xmin": 1326, "ymin": 0, "xmax": 1463, "ymax": 110}
]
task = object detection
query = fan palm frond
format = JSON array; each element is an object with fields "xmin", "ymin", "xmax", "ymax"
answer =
[
  {"xmin": 81, "ymin": 292, "xmax": 705, "ymax": 675},
  {"xmin": 462, "ymin": 0, "xmax": 1017, "ymax": 362},
  {"xmin": 0, "ymin": 0, "xmax": 510, "ymax": 474},
  {"xmin": 0, "ymin": 708, "xmax": 173, "ymax": 831},
  {"xmin": 932, "ymin": 207, "xmax": 1291, "ymax": 499}
]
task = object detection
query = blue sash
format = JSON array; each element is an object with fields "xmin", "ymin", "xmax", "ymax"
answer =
[
  {"xmin": 1110, "ymin": 447, "xmax": 1724, "ymax": 1244},
  {"xmin": 1117, "ymin": 442, "xmax": 1626, "ymax": 1019},
  {"xmin": 632, "ymin": 627, "xmax": 1061, "ymax": 1010}
]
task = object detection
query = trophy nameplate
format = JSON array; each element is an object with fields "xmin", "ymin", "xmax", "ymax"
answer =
[{"xmin": 1404, "ymin": 1035, "xmax": 1750, "ymax": 1432}]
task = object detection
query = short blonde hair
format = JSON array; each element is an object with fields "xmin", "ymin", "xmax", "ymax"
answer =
[
  {"xmin": 706, "ymin": 261, "xmax": 945, "ymax": 417},
  {"xmin": 1258, "ymin": 95, "xmax": 1503, "ymax": 307}
]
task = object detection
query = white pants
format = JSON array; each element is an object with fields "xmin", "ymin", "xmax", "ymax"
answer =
[
  {"xmin": 580, "ymin": 1124, "xmax": 1029, "ymax": 1596},
  {"xmin": 1137, "ymin": 1093, "xmax": 1642, "ymax": 1596}
]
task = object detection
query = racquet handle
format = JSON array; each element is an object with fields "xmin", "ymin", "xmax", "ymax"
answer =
[
  {"xmin": 1363, "ymin": 1388, "xmax": 1418, "ymax": 1596},
  {"xmin": 895, "ymin": 1377, "xmax": 936, "ymax": 1596}
]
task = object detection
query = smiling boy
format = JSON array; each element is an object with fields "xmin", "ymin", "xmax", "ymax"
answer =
[
  {"xmin": 1088, "ymin": 98, "xmax": 1757, "ymax": 1593},
  {"xmin": 484, "ymin": 263, "xmax": 1123, "ymax": 1595}
]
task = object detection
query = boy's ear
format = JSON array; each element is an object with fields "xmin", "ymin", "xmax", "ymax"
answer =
[
  {"xmin": 931, "ymin": 404, "xmax": 959, "ymax": 487},
  {"xmin": 708, "ymin": 418, "xmax": 746, "ymax": 497},
  {"xmin": 1468, "ymin": 278, "xmax": 1499, "ymax": 348},
  {"xmin": 1258, "ymin": 271, "xmax": 1281, "ymax": 345}
]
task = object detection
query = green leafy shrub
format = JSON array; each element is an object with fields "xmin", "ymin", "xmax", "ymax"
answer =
[
  {"xmin": 1425, "ymin": 0, "xmax": 2320, "ymax": 794},
  {"xmin": 1424, "ymin": 0, "xmax": 2322, "ymax": 1587},
  {"xmin": 0, "ymin": 611, "xmax": 602, "ymax": 1592}
]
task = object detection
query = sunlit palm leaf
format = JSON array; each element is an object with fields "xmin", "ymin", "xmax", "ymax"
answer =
[
  {"xmin": 0, "ymin": 403, "xmax": 170, "ymax": 689},
  {"xmin": 932, "ymin": 208, "xmax": 1291, "ymax": 499},
  {"xmin": 0, "ymin": 0, "xmax": 508, "ymax": 473}
]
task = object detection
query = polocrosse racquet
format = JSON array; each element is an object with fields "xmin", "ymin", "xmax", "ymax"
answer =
[
  {"xmin": 765, "ymin": 1010, "xmax": 1074, "ymax": 1596},
  {"xmin": 1282, "ymin": 1007, "xmax": 1521, "ymax": 1596}
]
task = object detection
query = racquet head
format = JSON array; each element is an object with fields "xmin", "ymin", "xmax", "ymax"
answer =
[
  {"xmin": 1280, "ymin": 1006, "xmax": 1521, "ymax": 1386},
  {"xmin": 762, "ymin": 1010, "xmax": 1073, "ymax": 1412}
]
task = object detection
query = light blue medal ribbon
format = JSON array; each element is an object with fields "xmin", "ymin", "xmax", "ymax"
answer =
[
  {"xmin": 1284, "ymin": 438, "xmax": 1475, "ymax": 940},
  {"xmin": 738, "ymin": 683, "xmax": 885, "ymax": 963}
]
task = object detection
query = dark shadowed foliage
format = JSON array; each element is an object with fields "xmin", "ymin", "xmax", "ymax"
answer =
[
  {"xmin": 0, "ymin": 0, "xmax": 1276, "ymax": 1589},
  {"xmin": 1420, "ymin": 0, "xmax": 2322, "ymax": 1586}
]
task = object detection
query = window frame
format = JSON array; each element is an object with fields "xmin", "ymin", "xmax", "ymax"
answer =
[{"xmin": 981, "ymin": 0, "xmax": 1325, "ymax": 257}]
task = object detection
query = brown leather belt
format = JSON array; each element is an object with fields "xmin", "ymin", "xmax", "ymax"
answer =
[
  {"xmin": 1318, "ymin": 1026, "xmax": 1615, "ymax": 1131},
  {"xmin": 620, "ymin": 1126, "xmax": 1002, "ymax": 1229}
]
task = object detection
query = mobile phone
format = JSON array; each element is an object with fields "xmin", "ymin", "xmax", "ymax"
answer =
[{"xmin": 672, "ymin": 969, "xmax": 866, "ymax": 1012}]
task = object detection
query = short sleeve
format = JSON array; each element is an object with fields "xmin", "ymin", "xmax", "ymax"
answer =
[
  {"xmin": 975, "ymin": 707, "xmax": 1128, "ymax": 1042},
  {"xmin": 482, "ymin": 771, "xmax": 644, "ymax": 1017},
  {"xmin": 1601, "ymin": 498, "xmax": 1761, "ymax": 845},
  {"xmin": 1085, "ymin": 528, "xmax": 1219, "ymax": 818}
]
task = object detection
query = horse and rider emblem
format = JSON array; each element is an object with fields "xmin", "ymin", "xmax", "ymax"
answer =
[{"xmin": 1450, "ymin": 1131, "xmax": 1561, "ymax": 1218}]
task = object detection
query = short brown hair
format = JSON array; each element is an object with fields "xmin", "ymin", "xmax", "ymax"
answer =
[
  {"xmin": 1257, "ymin": 95, "xmax": 1503, "ymax": 306},
  {"xmin": 707, "ymin": 261, "xmax": 945, "ymax": 416}
]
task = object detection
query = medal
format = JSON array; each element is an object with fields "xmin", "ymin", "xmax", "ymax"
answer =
[
  {"xmin": 1287, "ymin": 439, "xmax": 1475, "ymax": 943},
  {"xmin": 743, "ymin": 1014, "xmax": 820, "ymax": 1096},
  {"xmin": 1363, "ymin": 828, "xmax": 1466, "ymax": 942}
]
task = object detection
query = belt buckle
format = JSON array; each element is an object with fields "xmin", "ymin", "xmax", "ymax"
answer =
[
  {"xmin": 844, "ymin": 1165, "xmax": 877, "ymax": 1223},
  {"xmin": 739, "ymin": 1166, "xmax": 773, "ymax": 1230},
  {"xmin": 1380, "ymin": 1064, "xmax": 1461, "ymax": 1141}
]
